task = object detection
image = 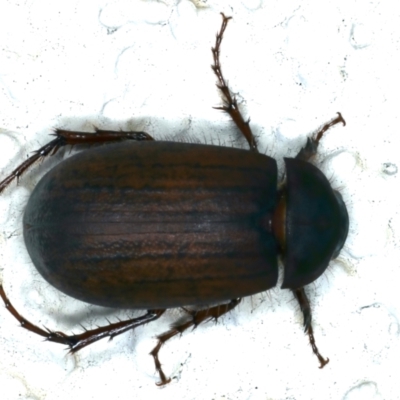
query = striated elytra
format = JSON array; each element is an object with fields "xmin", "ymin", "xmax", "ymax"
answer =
[
  {"xmin": 23, "ymin": 141, "xmax": 347, "ymax": 308},
  {"xmin": 23, "ymin": 141, "xmax": 279, "ymax": 309},
  {"xmin": 0, "ymin": 14, "xmax": 349, "ymax": 385}
]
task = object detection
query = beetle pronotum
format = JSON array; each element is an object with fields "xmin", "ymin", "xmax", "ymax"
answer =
[{"xmin": 0, "ymin": 14, "xmax": 348, "ymax": 385}]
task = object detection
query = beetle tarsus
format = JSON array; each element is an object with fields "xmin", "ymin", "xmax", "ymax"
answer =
[
  {"xmin": 212, "ymin": 13, "xmax": 257, "ymax": 152},
  {"xmin": 295, "ymin": 112, "xmax": 346, "ymax": 161},
  {"xmin": 307, "ymin": 324, "xmax": 330, "ymax": 369}
]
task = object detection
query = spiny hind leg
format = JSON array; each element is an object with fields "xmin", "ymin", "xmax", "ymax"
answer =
[
  {"xmin": 0, "ymin": 128, "xmax": 154, "ymax": 194},
  {"xmin": 150, "ymin": 298, "xmax": 241, "ymax": 385},
  {"xmin": 0, "ymin": 283, "xmax": 164, "ymax": 353}
]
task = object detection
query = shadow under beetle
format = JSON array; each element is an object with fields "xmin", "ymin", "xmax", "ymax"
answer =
[{"xmin": 0, "ymin": 14, "xmax": 348, "ymax": 385}]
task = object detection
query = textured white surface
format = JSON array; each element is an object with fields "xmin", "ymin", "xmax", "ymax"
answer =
[{"xmin": 0, "ymin": 1, "xmax": 399, "ymax": 399}]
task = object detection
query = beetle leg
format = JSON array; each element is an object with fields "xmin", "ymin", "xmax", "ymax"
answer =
[
  {"xmin": 212, "ymin": 14, "xmax": 257, "ymax": 152},
  {"xmin": 0, "ymin": 129, "xmax": 154, "ymax": 194},
  {"xmin": 150, "ymin": 298, "xmax": 241, "ymax": 386},
  {"xmin": 0, "ymin": 283, "xmax": 165, "ymax": 352},
  {"xmin": 292, "ymin": 288, "xmax": 329, "ymax": 368},
  {"xmin": 295, "ymin": 113, "xmax": 346, "ymax": 161}
]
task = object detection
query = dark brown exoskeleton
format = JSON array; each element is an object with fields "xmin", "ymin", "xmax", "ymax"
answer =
[{"xmin": 0, "ymin": 14, "xmax": 348, "ymax": 385}]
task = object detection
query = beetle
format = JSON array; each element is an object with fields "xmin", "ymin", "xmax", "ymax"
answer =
[{"xmin": 0, "ymin": 14, "xmax": 348, "ymax": 385}]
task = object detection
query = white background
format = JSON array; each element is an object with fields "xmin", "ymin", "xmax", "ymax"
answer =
[{"xmin": 1, "ymin": 0, "xmax": 399, "ymax": 399}]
